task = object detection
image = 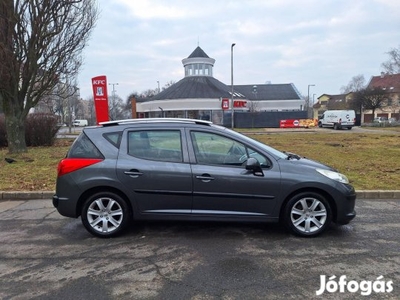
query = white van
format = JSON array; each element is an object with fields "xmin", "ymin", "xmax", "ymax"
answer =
[
  {"xmin": 318, "ymin": 110, "xmax": 355, "ymax": 130},
  {"xmin": 73, "ymin": 119, "xmax": 88, "ymax": 127}
]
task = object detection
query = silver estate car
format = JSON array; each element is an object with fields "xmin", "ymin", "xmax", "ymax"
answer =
[{"xmin": 53, "ymin": 118, "xmax": 356, "ymax": 238}]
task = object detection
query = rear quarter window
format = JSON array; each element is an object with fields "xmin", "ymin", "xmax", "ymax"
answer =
[
  {"xmin": 67, "ymin": 133, "xmax": 104, "ymax": 159},
  {"xmin": 103, "ymin": 132, "xmax": 122, "ymax": 148}
]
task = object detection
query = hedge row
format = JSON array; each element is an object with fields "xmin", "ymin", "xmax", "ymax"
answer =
[{"xmin": 0, "ymin": 113, "xmax": 60, "ymax": 147}]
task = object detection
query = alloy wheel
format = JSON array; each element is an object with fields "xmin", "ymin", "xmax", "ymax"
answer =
[
  {"xmin": 290, "ymin": 197, "xmax": 327, "ymax": 234},
  {"xmin": 86, "ymin": 197, "xmax": 124, "ymax": 234}
]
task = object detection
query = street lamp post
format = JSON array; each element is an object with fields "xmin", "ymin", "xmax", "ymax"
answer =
[
  {"xmin": 307, "ymin": 84, "xmax": 315, "ymax": 107},
  {"xmin": 231, "ymin": 43, "xmax": 236, "ymax": 129},
  {"xmin": 307, "ymin": 84, "xmax": 315, "ymax": 116},
  {"xmin": 109, "ymin": 83, "xmax": 119, "ymax": 120}
]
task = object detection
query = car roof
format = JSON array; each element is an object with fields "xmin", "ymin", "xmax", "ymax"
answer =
[{"xmin": 99, "ymin": 118, "xmax": 213, "ymax": 127}]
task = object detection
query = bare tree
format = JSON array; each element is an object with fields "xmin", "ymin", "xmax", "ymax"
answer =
[
  {"xmin": 86, "ymin": 96, "xmax": 96, "ymax": 126},
  {"xmin": 381, "ymin": 46, "xmax": 400, "ymax": 74},
  {"xmin": 340, "ymin": 74, "xmax": 366, "ymax": 94},
  {"xmin": 246, "ymin": 100, "xmax": 260, "ymax": 128},
  {"xmin": 0, "ymin": 0, "xmax": 98, "ymax": 153},
  {"xmin": 353, "ymin": 88, "xmax": 387, "ymax": 117},
  {"xmin": 109, "ymin": 94, "xmax": 130, "ymax": 121},
  {"xmin": 162, "ymin": 80, "xmax": 176, "ymax": 91}
]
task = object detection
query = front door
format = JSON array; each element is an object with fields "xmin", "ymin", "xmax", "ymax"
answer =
[{"xmin": 189, "ymin": 130, "xmax": 281, "ymax": 217}]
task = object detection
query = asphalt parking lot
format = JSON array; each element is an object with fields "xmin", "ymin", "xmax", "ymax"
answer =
[{"xmin": 0, "ymin": 198, "xmax": 399, "ymax": 299}]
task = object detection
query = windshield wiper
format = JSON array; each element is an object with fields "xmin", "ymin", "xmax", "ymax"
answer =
[{"xmin": 284, "ymin": 151, "xmax": 301, "ymax": 160}]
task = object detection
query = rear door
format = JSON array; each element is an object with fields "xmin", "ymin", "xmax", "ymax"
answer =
[{"xmin": 117, "ymin": 128, "xmax": 193, "ymax": 215}]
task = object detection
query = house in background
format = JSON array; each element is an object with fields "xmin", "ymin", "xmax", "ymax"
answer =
[
  {"xmin": 312, "ymin": 93, "xmax": 354, "ymax": 119},
  {"xmin": 313, "ymin": 72, "xmax": 400, "ymax": 124},
  {"xmin": 363, "ymin": 73, "xmax": 400, "ymax": 122},
  {"xmin": 136, "ymin": 46, "xmax": 305, "ymax": 126}
]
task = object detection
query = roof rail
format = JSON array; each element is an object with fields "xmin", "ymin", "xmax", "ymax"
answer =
[{"xmin": 99, "ymin": 118, "xmax": 213, "ymax": 127}]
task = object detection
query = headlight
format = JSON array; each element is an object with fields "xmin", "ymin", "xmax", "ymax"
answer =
[{"xmin": 316, "ymin": 168, "xmax": 349, "ymax": 184}]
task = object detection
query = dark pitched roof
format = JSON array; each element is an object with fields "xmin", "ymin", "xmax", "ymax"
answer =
[
  {"xmin": 329, "ymin": 94, "xmax": 347, "ymax": 102},
  {"xmin": 314, "ymin": 93, "xmax": 352, "ymax": 108},
  {"xmin": 187, "ymin": 46, "xmax": 209, "ymax": 58},
  {"xmin": 152, "ymin": 80, "xmax": 301, "ymax": 101},
  {"xmin": 152, "ymin": 76, "xmax": 243, "ymax": 100},
  {"xmin": 313, "ymin": 102, "xmax": 322, "ymax": 109},
  {"xmin": 234, "ymin": 84, "xmax": 301, "ymax": 100},
  {"xmin": 368, "ymin": 73, "xmax": 400, "ymax": 93}
]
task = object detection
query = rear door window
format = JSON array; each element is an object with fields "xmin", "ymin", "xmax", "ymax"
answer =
[{"xmin": 128, "ymin": 130, "xmax": 183, "ymax": 162}]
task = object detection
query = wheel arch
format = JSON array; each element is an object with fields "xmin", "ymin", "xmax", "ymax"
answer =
[
  {"xmin": 76, "ymin": 186, "xmax": 133, "ymax": 218},
  {"xmin": 279, "ymin": 187, "xmax": 337, "ymax": 222}
]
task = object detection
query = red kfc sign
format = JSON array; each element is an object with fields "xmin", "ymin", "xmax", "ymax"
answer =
[
  {"xmin": 221, "ymin": 98, "xmax": 229, "ymax": 110},
  {"xmin": 234, "ymin": 100, "xmax": 247, "ymax": 108},
  {"xmin": 92, "ymin": 75, "xmax": 109, "ymax": 124}
]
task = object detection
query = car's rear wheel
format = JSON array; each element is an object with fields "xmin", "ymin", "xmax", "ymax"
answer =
[
  {"xmin": 283, "ymin": 192, "xmax": 332, "ymax": 237},
  {"xmin": 81, "ymin": 192, "xmax": 131, "ymax": 238}
]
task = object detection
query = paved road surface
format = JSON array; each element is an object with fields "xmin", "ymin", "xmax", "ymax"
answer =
[{"xmin": 0, "ymin": 199, "xmax": 399, "ymax": 299}]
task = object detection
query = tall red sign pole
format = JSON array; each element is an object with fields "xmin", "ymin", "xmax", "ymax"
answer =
[{"xmin": 91, "ymin": 75, "xmax": 109, "ymax": 124}]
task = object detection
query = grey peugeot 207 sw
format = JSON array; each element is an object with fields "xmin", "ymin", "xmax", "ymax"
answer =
[{"xmin": 53, "ymin": 118, "xmax": 356, "ymax": 238}]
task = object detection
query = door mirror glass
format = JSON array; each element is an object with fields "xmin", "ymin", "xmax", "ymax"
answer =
[{"xmin": 245, "ymin": 158, "xmax": 264, "ymax": 176}]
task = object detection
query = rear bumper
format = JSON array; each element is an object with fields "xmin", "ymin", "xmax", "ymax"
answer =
[
  {"xmin": 52, "ymin": 194, "xmax": 79, "ymax": 218},
  {"xmin": 52, "ymin": 195, "xmax": 59, "ymax": 208}
]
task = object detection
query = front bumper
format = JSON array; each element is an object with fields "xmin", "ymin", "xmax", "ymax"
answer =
[{"xmin": 334, "ymin": 186, "xmax": 357, "ymax": 225}]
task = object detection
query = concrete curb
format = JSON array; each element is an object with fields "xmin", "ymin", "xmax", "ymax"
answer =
[
  {"xmin": 1, "ymin": 190, "xmax": 400, "ymax": 201},
  {"xmin": 1, "ymin": 191, "xmax": 55, "ymax": 200}
]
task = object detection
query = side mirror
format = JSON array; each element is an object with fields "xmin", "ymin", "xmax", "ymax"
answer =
[{"xmin": 245, "ymin": 157, "xmax": 264, "ymax": 176}]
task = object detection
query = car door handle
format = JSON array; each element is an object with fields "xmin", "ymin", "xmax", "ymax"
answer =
[
  {"xmin": 124, "ymin": 170, "xmax": 143, "ymax": 178},
  {"xmin": 196, "ymin": 174, "xmax": 215, "ymax": 182}
]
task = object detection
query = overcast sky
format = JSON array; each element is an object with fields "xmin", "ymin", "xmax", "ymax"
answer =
[{"xmin": 77, "ymin": 0, "xmax": 400, "ymax": 102}]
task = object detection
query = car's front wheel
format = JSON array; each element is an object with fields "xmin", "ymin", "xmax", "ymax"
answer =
[
  {"xmin": 283, "ymin": 192, "xmax": 332, "ymax": 237},
  {"xmin": 81, "ymin": 192, "xmax": 131, "ymax": 238}
]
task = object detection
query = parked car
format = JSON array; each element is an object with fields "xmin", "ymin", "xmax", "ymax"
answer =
[
  {"xmin": 373, "ymin": 117, "xmax": 388, "ymax": 123},
  {"xmin": 53, "ymin": 118, "xmax": 356, "ymax": 238}
]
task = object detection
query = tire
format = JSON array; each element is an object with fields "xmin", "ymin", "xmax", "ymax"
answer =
[
  {"xmin": 81, "ymin": 192, "xmax": 131, "ymax": 238},
  {"xmin": 333, "ymin": 123, "xmax": 338, "ymax": 130},
  {"xmin": 283, "ymin": 192, "xmax": 332, "ymax": 237}
]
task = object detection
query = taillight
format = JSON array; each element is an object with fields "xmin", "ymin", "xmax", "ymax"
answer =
[{"xmin": 57, "ymin": 158, "xmax": 103, "ymax": 177}]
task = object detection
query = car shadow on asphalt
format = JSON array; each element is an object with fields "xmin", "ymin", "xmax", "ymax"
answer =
[
  {"xmin": 124, "ymin": 220, "xmax": 354, "ymax": 240},
  {"xmin": 59, "ymin": 218, "xmax": 356, "ymax": 241}
]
